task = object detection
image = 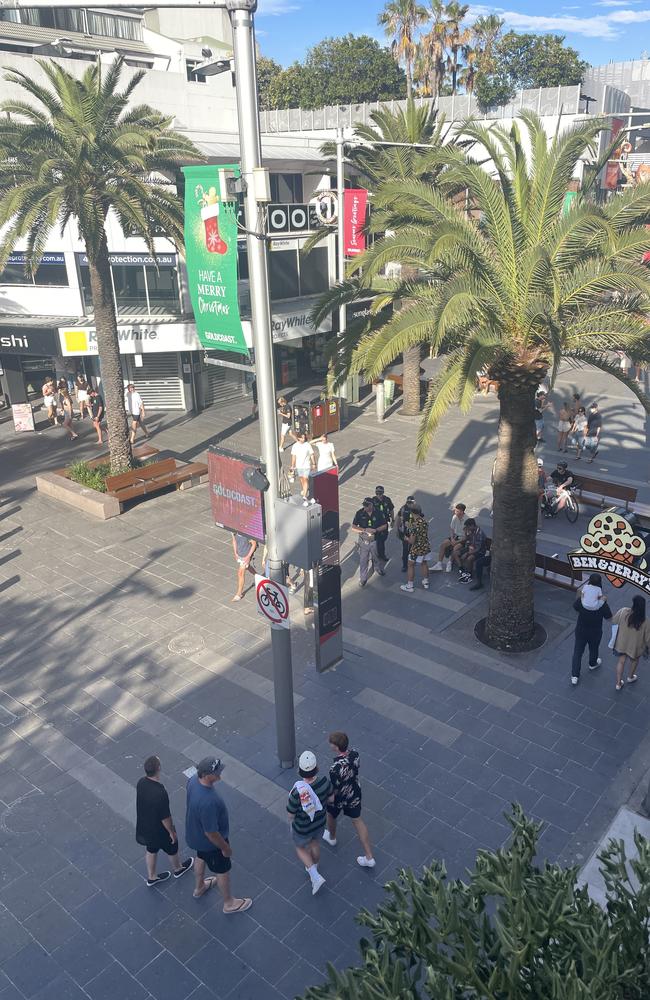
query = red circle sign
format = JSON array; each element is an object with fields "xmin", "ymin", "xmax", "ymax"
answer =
[{"xmin": 256, "ymin": 578, "xmax": 289, "ymax": 625}]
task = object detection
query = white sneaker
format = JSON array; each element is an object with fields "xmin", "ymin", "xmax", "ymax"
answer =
[
  {"xmin": 431, "ymin": 561, "xmax": 443, "ymax": 572},
  {"xmin": 588, "ymin": 658, "xmax": 602, "ymax": 671},
  {"xmin": 445, "ymin": 560, "xmax": 453, "ymax": 573},
  {"xmin": 311, "ymin": 872, "xmax": 326, "ymax": 895},
  {"xmin": 422, "ymin": 579, "xmax": 429, "ymax": 589},
  {"xmin": 322, "ymin": 830, "xmax": 337, "ymax": 846},
  {"xmin": 357, "ymin": 856, "xmax": 376, "ymax": 868},
  {"xmin": 400, "ymin": 584, "xmax": 414, "ymax": 592},
  {"xmin": 571, "ymin": 676, "xmax": 579, "ymax": 685}
]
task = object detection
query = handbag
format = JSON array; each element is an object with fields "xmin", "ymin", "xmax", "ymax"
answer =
[{"xmin": 608, "ymin": 624, "xmax": 619, "ymax": 650}]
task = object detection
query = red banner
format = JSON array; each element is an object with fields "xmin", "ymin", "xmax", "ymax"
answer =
[{"xmin": 343, "ymin": 188, "xmax": 368, "ymax": 257}]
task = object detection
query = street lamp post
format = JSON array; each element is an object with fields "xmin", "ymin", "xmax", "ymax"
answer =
[{"xmin": 227, "ymin": 0, "xmax": 296, "ymax": 769}]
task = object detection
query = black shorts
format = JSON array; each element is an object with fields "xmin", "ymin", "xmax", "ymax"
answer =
[
  {"xmin": 138, "ymin": 832, "xmax": 179, "ymax": 856},
  {"xmin": 131, "ymin": 414, "xmax": 141, "ymax": 424},
  {"xmin": 327, "ymin": 802, "xmax": 362, "ymax": 820},
  {"xmin": 197, "ymin": 845, "xmax": 231, "ymax": 875}
]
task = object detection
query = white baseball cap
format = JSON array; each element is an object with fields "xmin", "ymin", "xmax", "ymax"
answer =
[
  {"xmin": 298, "ymin": 750, "xmax": 317, "ymax": 772},
  {"xmin": 537, "ymin": 458, "xmax": 544, "ymax": 466}
]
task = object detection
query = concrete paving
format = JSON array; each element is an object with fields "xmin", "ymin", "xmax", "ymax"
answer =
[{"xmin": 0, "ymin": 361, "xmax": 649, "ymax": 999}]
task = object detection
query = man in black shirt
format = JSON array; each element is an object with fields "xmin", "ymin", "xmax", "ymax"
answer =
[
  {"xmin": 352, "ymin": 497, "xmax": 387, "ymax": 586},
  {"xmin": 136, "ymin": 755, "xmax": 193, "ymax": 887},
  {"xmin": 544, "ymin": 460, "xmax": 575, "ymax": 513},
  {"xmin": 372, "ymin": 485, "xmax": 394, "ymax": 564},
  {"xmin": 582, "ymin": 402, "xmax": 602, "ymax": 463},
  {"xmin": 88, "ymin": 387, "xmax": 105, "ymax": 445}
]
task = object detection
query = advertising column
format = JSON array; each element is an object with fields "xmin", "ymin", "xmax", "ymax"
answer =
[{"xmin": 182, "ymin": 165, "xmax": 248, "ymax": 355}]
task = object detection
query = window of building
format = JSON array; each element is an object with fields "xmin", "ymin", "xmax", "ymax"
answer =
[
  {"xmin": 299, "ymin": 247, "xmax": 328, "ymax": 297},
  {"xmin": 0, "ymin": 255, "xmax": 68, "ymax": 286},
  {"xmin": 0, "ymin": 8, "xmax": 143, "ymax": 40},
  {"xmin": 112, "ymin": 264, "xmax": 146, "ymax": 310},
  {"xmin": 186, "ymin": 60, "xmax": 207, "ymax": 83},
  {"xmin": 78, "ymin": 258, "xmax": 180, "ymax": 315},
  {"xmin": 269, "ymin": 249, "xmax": 299, "ymax": 301},
  {"xmin": 269, "ymin": 173, "xmax": 303, "ymax": 204},
  {"xmin": 86, "ymin": 11, "xmax": 143, "ymax": 39},
  {"xmin": 145, "ymin": 265, "xmax": 179, "ymax": 309}
]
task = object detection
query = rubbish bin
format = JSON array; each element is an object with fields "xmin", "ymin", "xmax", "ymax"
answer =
[{"xmin": 292, "ymin": 392, "xmax": 340, "ymax": 437}]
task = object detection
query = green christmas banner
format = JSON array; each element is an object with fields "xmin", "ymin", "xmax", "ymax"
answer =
[{"xmin": 182, "ymin": 164, "xmax": 247, "ymax": 354}]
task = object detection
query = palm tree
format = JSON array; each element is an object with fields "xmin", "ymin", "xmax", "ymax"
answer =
[
  {"xmin": 418, "ymin": 0, "xmax": 447, "ymax": 98},
  {"xmin": 314, "ymin": 113, "xmax": 650, "ymax": 649},
  {"xmin": 458, "ymin": 42, "xmax": 478, "ymax": 95},
  {"xmin": 379, "ymin": 0, "xmax": 428, "ymax": 99},
  {"xmin": 0, "ymin": 58, "xmax": 202, "ymax": 472},
  {"xmin": 444, "ymin": 1, "xmax": 470, "ymax": 95},
  {"xmin": 319, "ymin": 101, "xmax": 460, "ymax": 416},
  {"xmin": 472, "ymin": 13, "xmax": 504, "ymax": 76}
]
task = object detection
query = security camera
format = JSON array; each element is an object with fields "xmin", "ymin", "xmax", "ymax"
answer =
[{"xmin": 201, "ymin": 46, "xmax": 213, "ymax": 59}]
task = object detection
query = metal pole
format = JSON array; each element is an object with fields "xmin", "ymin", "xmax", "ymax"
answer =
[
  {"xmin": 228, "ymin": 0, "xmax": 295, "ymax": 768},
  {"xmin": 336, "ymin": 128, "xmax": 348, "ymax": 408}
]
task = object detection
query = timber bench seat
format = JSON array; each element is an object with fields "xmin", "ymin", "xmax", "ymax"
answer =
[
  {"xmin": 572, "ymin": 475, "xmax": 637, "ymax": 511},
  {"xmin": 485, "ymin": 538, "xmax": 581, "ymax": 591},
  {"xmin": 105, "ymin": 458, "xmax": 208, "ymax": 505}
]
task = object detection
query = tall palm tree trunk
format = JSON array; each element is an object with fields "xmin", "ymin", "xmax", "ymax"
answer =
[
  {"xmin": 406, "ymin": 64, "xmax": 413, "ymax": 99},
  {"xmin": 402, "ymin": 344, "xmax": 421, "ymax": 415},
  {"xmin": 88, "ymin": 235, "xmax": 133, "ymax": 473},
  {"xmin": 486, "ymin": 383, "xmax": 537, "ymax": 647}
]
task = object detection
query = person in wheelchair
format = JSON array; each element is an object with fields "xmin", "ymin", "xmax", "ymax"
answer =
[{"xmin": 542, "ymin": 461, "xmax": 575, "ymax": 515}]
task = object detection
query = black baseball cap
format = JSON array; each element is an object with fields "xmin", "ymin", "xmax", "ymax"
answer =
[
  {"xmin": 375, "ymin": 485, "xmax": 384, "ymax": 493},
  {"xmin": 363, "ymin": 497, "xmax": 374, "ymax": 506},
  {"xmin": 406, "ymin": 495, "xmax": 415, "ymax": 502},
  {"xmin": 196, "ymin": 756, "xmax": 225, "ymax": 777}
]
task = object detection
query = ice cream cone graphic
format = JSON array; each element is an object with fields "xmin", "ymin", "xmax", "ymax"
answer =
[{"xmin": 580, "ymin": 513, "xmax": 646, "ymax": 587}]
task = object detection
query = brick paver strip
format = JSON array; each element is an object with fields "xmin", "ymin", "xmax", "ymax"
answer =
[
  {"xmin": 345, "ymin": 629, "xmax": 520, "ymax": 709},
  {"xmin": 353, "ymin": 689, "xmax": 461, "ymax": 746}
]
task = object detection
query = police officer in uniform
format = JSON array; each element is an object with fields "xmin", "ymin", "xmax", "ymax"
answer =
[
  {"xmin": 397, "ymin": 495, "xmax": 416, "ymax": 572},
  {"xmin": 352, "ymin": 497, "xmax": 387, "ymax": 587},
  {"xmin": 372, "ymin": 486, "xmax": 394, "ymax": 564}
]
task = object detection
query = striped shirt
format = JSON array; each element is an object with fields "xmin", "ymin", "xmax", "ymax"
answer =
[{"xmin": 287, "ymin": 775, "xmax": 332, "ymax": 837}]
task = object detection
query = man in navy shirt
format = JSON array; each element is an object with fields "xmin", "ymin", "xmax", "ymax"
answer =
[{"xmin": 185, "ymin": 757, "xmax": 252, "ymax": 914}]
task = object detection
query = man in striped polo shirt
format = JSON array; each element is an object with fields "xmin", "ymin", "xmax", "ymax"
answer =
[{"xmin": 287, "ymin": 750, "xmax": 333, "ymax": 895}]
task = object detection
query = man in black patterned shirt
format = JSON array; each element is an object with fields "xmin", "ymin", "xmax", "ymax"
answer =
[{"xmin": 322, "ymin": 731, "xmax": 375, "ymax": 868}]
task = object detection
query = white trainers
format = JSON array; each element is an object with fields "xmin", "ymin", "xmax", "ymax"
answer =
[
  {"xmin": 322, "ymin": 830, "xmax": 337, "ymax": 846},
  {"xmin": 571, "ymin": 676, "xmax": 579, "ymax": 685},
  {"xmin": 400, "ymin": 584, "xmax": 414, "ymax": 593},
  {"xmin": 431, "ymin": 561, "xmax": 443, "ymax": 572},
  {"xmin": 588, "ymin": 658, "xmax": 602, "ymax": 671},
  {"xmin": 357, "ymin": 856, "xmax": 376, "ymax": 868},
  {"xmin": 445, "ymin": 560, "xmax": 453, "ymax": 572},
  {"xmin": 422, "ymin": 579, "xmax": 429, "ymax": 589},
  {"xmin": 311, "ymin": 872, "xmax": 326, "ymax": 895}
]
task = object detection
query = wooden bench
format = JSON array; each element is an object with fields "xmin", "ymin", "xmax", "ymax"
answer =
[
  {"xmin": 484, "ymin": 538, "xmax": 582, "ymax": 591},
  {"xmin": 106, "ymin": 458, "xmax": 208, "ymax": 505},
  {"xmin": 572, "ymin": 474, "xmax": 637, "ymax": 512}
]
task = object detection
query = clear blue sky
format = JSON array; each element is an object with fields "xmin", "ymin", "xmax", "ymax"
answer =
[{"xmin": 255, "ymin": 0, "xmax": 650, "ymax": 70}]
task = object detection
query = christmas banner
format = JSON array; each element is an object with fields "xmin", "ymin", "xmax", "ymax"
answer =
[
  {"xmin": 182, "ymin": 164, "xmax": 247, "ymax": 354},
  {"xmin": 343, "ymin": 188, "xmax": 368, "ymax": 257}
]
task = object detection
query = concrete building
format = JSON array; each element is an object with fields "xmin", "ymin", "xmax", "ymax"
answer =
[{"xmin": 0, "ymin": 7, "xmax": 339, "ymax": 421}]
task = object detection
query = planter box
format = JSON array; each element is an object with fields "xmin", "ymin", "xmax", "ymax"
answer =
[{"xmin": 35, "ymin": 471, "xmax": 121, "ymax": 520}]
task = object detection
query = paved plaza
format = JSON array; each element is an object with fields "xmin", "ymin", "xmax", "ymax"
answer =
[{"xmin": 1, "ymin": 364, "xmax": 650, "ymax": 1000}]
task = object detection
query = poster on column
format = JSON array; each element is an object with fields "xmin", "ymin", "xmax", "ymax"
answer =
[
  {"xmin": 343, "ymin": 188, "xmax": 368, "ymax": 257},
  {"xmin": 182, "ymin": 164, "xmax": 248, "ymax": 355}
]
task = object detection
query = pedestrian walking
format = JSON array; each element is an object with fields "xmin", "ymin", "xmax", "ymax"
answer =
[
  {"xmin": 534, "ymin": 396, "xmax": 545, "ymax": 444},
  {"xmin": 453, "ymin": 518, "xmax": 487, "ymax": 583},
  {"xmin": 124, "ymin": 382, "xmax": 150, "ymax": 445},
  {"xmin": 135, "ymin": 755, "xmax": 194, "ymax": 886},
  {"xmin": 581, "ymin": 402, "xmax": 602, "ymax": 463},
  {"xmin": 396, "ymin": 495, "xmax": 416, "ymax": 572},
  {"xmin": 322, "ymin": 732, "xmax": 375, "ymax": 868},
  {"xmin": 42, "ymin": 376, "xmax": 57, "ymax": 425},
  {"xmin": 231, "ymin": 532, "xmax": 256, "ymax": 602},
  {"xmin": 570, "ymin": 575, "xmax": 612, "ymax": 685},
  {"xmin": 277, "ymin": 397, "xmax": 294, "ymax": 451},
  {"xmin": 570, "ymin": 392, "xmax": 582, "ymax": 418},
  {"xmin": 315, "ymin": 433, "xmax": 337, "ymax": 472},
  {"xmin": 612, "ymin": 596, "xmax": 650, "ymax": 691},
  {"xmin": 569, "ymin": 406, "xmax": 587, "ymax": 456},
  {"xmin": 287, "ymin": 750, "xmax": 332, "ymax": 895},
  {"xmin": 557, "ymin": 401, "xmax": 572, "ymax": 452},
  {"xmin": 290, "ymin": 432, "xmax": 315, "ymax": 498},
  {"xmin": 372, "ymin": 486, "xmax": 394, "ymax": 564},
  {"xmin": 59, "ymin": 388, "xmax": 78, "ymax": 441},
  {"xmin": 185, "ymin": 757, "xmax": 252, "ymax": 913},
  {"xmin": 431, "ymin": 502, "xmax": 467, "ymax": 571},
  {"xmin": 75, "ymin": 374, "xmax": 90, "ymax": 420},
  {"xmin": 352, "ymin": 497, "xmax": 386, "ymax": 587},
  {"xmin": 88, "ymin": 387, "xmax": 105, "ymax": 445},
  {"xmin": 400, "ymin": 504, "xmax": 431, "ymax": 592}
]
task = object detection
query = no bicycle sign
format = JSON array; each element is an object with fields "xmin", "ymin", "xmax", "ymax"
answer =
[{"xmin": 255, "ymin": 575, "xmax": 290, "ymax": 629}]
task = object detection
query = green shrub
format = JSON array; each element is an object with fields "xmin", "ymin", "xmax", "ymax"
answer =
[
  {"xmin": 301, "ymin": 807, "xmax": 650, "ymax": 999},
  {"xmin": 67, "ymin": 460, "xmax": 111, "ymax": 493}
]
